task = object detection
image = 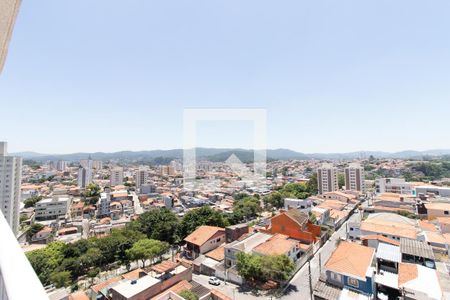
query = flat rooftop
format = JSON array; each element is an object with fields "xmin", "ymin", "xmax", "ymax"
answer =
[{"xmin": 111, "ymin": 275, "xmax": 160, "ymax": 298}]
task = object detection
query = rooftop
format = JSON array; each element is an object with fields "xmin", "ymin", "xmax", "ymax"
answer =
[
  {"xmin": 111, "ymin": 275, "xmax": 160, "ymax": 298},
  {"xmin": 400, "ymin": 238, "xmax": 435, "ymax": 260},
  {"xmin": 325, "ymin": 241, "xmax": 375, "ymax": 280},
  {"xmin": 184, "ymin": 225, "xmax": 225, "ymax": 246}
]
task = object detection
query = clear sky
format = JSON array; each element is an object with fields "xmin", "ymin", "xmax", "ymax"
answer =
[{"xmin": 1, "ymin": 0, "xmax": 450, "ymax": 154}]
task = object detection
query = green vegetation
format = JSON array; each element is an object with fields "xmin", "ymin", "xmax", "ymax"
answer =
[
  {"xmin": 136, "ymin": 208, "xmax": 180, "ymax": 244},
  {"xmin": 407, "ymin": 161, "xmax": 450, "ymax": 181},
  {"xmin": 264, "ymin": 182, "xmax": 316, "ymax": 209},
  {"xmin": 24, "ymin": 195, "xmax": 44, "ymax": 208},
  {"xmin": 26, "ymin": 226, "xmax": 146, "ymax": 287},
  {"xmin": 228, "ymin": 195, "xmax": 262, "ymax": 224},
  {"xmin": 236, "ymin": 252, "xmax": 295, "ymax": 283},
  {"xmin": 126, "ymin": 239, "xmax": 169, "ymax": 268},
  {"xmin": 27, "ymin": 223, "xmax": 45, "ymax": 239},
  {"xmin": 178, "ymin": 289, "xmax": 199, "ymax": 300},
  {"xmin": 179, "ymin": 206, "xmax": 230, "ymax": 238},
  {"xmin": 338, "ymin": 173, "xmax": 345, "ymax": 189}
]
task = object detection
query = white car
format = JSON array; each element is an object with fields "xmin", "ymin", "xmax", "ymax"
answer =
[{"xmin": 208, "ymin": 277, "xmax": 221, "ymax": 286}]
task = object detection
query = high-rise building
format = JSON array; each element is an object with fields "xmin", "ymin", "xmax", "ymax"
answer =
[
  {"xmin": 0, "ymin": 142, "xmax": 22, "ymax": 235},
  {"xmin": 344, "ymin": 163, "xmax": 366, "ymax": 192},
  {"xmin": 317, "ymin": 163, "xmax": 338, "ymax": 194},
  {"xmin": 135, "ymin": 167, "xmax": 148, "ymax": 189},
  {"xmin": 78, "ymin": 158, "xmax": 93, "ymax": 188},
  {"xmin": 56, "ymin": 160, "xmax": 67, "ymax": 171},
  {"xmin": 110, "ymin": 167, "xmax": 124, "ymax": 186}
]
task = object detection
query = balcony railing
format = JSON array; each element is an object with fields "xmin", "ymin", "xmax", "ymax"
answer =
[{"xmin": 0, "ymin": 211, "xmax": 48, "ymax": 300}]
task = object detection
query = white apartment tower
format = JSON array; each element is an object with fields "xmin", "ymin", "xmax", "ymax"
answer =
[
  {"xmin": 317, "ymin": 163, "xmax": 338, "ymax": 194},
  {"xmin": 0, "ymin": 142, "xmax": 22, "ymax": 235},
  {"xmin": 110, "ymin": 167, "xmax": 124, "ymax": 186},
  {"xmin": 344, "ymin": 163, "xmax": 366, "ymax": 192},
  {"xmin": 135, "ymin": 167, "xmax": 148, "ymax": 189}
]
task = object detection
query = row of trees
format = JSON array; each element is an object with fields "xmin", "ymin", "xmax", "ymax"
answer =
[{"xmin": 26, "ymin": 197, "xmax": 259, "ymax": 289}]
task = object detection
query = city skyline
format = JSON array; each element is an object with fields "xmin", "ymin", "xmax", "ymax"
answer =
[{"xmin": 1, "ymin": 1, "xmax": 450, "ymax": 153}]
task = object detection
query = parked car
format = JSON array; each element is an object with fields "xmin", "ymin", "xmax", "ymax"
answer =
[{"xmin": 208, "ymin": 277, "xmax": 221, "ymax": 286}]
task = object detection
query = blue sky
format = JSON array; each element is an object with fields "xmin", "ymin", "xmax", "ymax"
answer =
[{"xmin": 1, "ymin": 1, "xmax": 450, "ymax": 154}]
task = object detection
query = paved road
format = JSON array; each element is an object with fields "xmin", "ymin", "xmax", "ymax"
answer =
[{"xmin": 282, "ymin": 211, "xmax": 361, "ymax": 300}]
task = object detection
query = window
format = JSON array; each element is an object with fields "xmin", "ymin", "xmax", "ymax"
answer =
[
  {"xmin": 445, "ymin": 211, "xmax": 449, "ymax": 215},
  {"xmin": 331, "ymin": 272, "xmax": 342, "ymax": 282},
  {"xmin": 348, "ymin": 277, "xmax": 359, "ymax": 288}
]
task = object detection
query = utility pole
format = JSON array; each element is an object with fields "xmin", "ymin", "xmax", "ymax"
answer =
[{"xmin": 308, "ymin": 260, "xmax": 313, "ymax": 300}]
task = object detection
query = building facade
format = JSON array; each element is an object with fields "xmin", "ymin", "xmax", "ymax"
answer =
[
  {"xmin": 110, "ymin": 167, "xmax": 124, "ymax": 187},
  {"xmin": 317, "ymin": 164, "xmax": 339, "ymax": 194},
  {"xmin": 0, "ymin": 142, "xmax": 22, "ymax": 235},
  {"xmin": 344, "ymin": 163, "xmax": 365, "ymax": 192}
]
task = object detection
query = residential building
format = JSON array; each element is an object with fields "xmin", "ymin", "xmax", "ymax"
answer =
[
  {"xmin": 110, "ymin": 167, "xmax": 124, "ymax": 187},
  {"xmin": 77, "ymin": 166, "xmax": 92, "ymax": 188},
  {"xmin": 252, "ymin": 233, "xmax": 301, "ymax": 262},
  {"xmin": 324, "ymin": 241, "xmax": 375, "ymax": 297},
  {"xmin": 224, "ymin": 231, "xmax": 273, "ymax": 268},
  {"xmin": 344, "ymin": 163, "xmax": 365, "ymax": 192},
  {"xmin": 268, "ymin": 209, "xmax": 321, "ymax": 244},
  {"xmin": 317, "ymin": 164, "xmax": 338, "ymax": 194},
  {"xmin": 97, "ymin": 192, "xmax": 111, "ymax": 218},
  {"xmin": 424, "ymin": 202, "xmax": 450, "ymax": 220},
  {"xmin": 225, "ymin": 223, "xmax": 249, "ymax": 243},
  {"xmin": 0, "ymin": 141, "xmax": 22, "ymax": 235},
  {"xmin": 375, "ymin": 178, "xmax": 413, "ymax": 195},
  {"xmin": 56, "ymin": 160, "xmax": 67, "ymax": 171},
  {"xmin": 35, "ymin": 196, "xmax": 71, "ymax": 221},
  {"xmin": 350, "ymin": 213, "xmax": 418, "ymax": 241},
  {"xmin": 415, "ymin": 185, "xmax": 450, "ymax": 197},
  {"xmin": 184, "ymin": 225, "xmax": 225, "ymax": 259},
  {"xmin": 284, "ymin": 198, "xmax": 312, "ymax": 212},
  {"xmin": 136, "ymin": 167, "xmax": 148, "ymax": 189}
]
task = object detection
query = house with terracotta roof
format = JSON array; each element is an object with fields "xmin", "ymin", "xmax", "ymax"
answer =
[
  {"xmin": 252, "ymin": 233, "xmax": 301, "ymax": 262},
  {"xmin": 268, "ymin": 209, "xmax": 321, "ymax": 244},
  {"xmin": 324, "ymin": 241, "xmax": 375, "ymax": 296},
  {"xmin": 184, "ymin": 225, "xmax": 225, "ymax": 259}
]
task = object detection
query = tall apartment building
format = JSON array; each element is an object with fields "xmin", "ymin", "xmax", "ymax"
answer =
[
  {"xmin": 56, "ymin": 160, "xmax": 67, "ymax": 171},
  {"xmin": 345, "ymin": 163, "xmax": 366, "ymax": 192},
  {"xmin": 78, "ymin": 167, "xmax": 92, "ymax": 188},
  {"xmin": 0, "ymin": 142, "xmax": 22, "ymax": 235},
  {"xmin": 110, "ymin": 167, "xmax": 124, "ymax": 186},
  {"xmin": 375, "ymin": 178, "xmax": 413, "ymax": 194},
  {"xmin": 135, "ymin": 167, "xmax": 148, "ymax": 189},
  {"xmin": 317, "ymin": 163, "xmax": 338, "ymax": 194}
]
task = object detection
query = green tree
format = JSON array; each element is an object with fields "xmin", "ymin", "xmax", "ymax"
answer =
[
  {"xmin": 236, "ymin": 252, "xmax": 295, "ymax": 283},
  {"xmin": 126, "ymin": 239, "xmax": 168, "ymax": 268},
  {"xmin": 306, "ymin": 173, "xmax": 318, "ymax": 195},
  {"xmin": 338, "ymin": 173, "xmax": 345, "ymax": 189},
  {"xmin": 179, "ymin": 206, "xmax": 229, "ymax": 238},
  {"xmin": 24, "ymin": 196, "xmax": 43, "ymax": 208},
  {"xmin": 50, "ymin": 271, "xmax": 72, "ymax": 288},
  {"xmin": 137, "ymin": 208, "xmax": 180, "ymax": 243},
  {"xmin": 178, "ymin": 289, "xmax": 199, "ymax": 300},
  {"xmin": 308, "ymin": 211, "xmax": 317, "ymax": 224}
]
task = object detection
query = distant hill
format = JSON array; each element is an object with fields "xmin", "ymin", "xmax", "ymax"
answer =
[{"xmin": 12, "ymin": 148, "xmax": 450, "ymax": 163}]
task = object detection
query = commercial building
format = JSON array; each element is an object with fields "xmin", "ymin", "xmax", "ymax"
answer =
[
  {"xmin": 344, "ymin": 163, "xmax": 365, "ymax": 192},
  {"xmin": 317, "ymin": 164, "xmax": 338, "ymax": 194},
  {"xmin": 375, "ymin": 178, "xmax": 413, "ymax": 195},
  {"xmin": 35, "ymin": 197, "xmax": 71, "ymax": 221},
  {"xmin": 0, "ymin": 142, "xmax": 22, "ymax": 235}
]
